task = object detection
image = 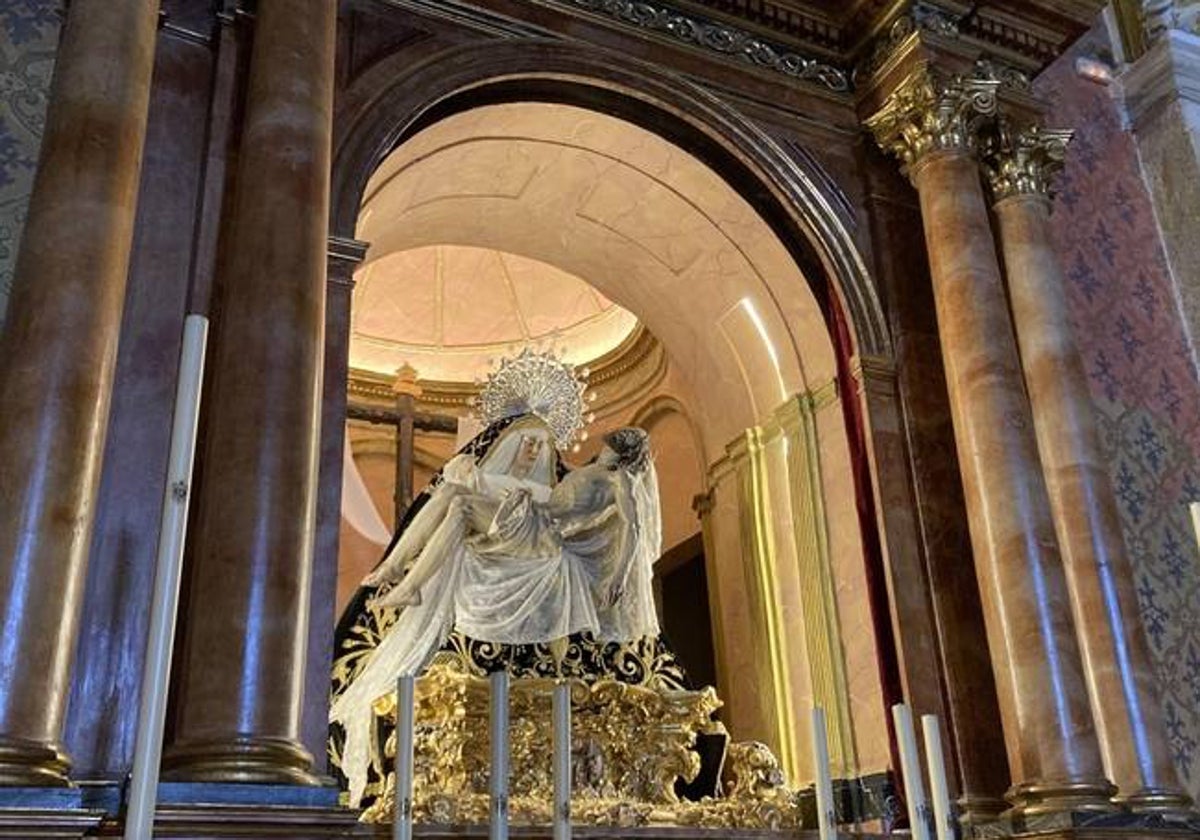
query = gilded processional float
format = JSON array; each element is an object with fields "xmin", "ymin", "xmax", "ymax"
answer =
[{"xmin": 327, "ymin": 349, "xmax": 805, "ymax": 831}]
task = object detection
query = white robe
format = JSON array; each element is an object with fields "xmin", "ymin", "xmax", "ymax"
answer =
[{"xmin": 330, "ymin": 446, "xmax": 661, "ymax": 806}]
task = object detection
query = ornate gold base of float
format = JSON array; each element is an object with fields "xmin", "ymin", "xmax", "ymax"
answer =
[{"xmin": 357, "ymin": 659, "xmax": 803, "ymax": 831}]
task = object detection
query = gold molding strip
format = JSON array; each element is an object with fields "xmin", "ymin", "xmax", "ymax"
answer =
[
  {"xmin": 771, "ymin": 393, "xmax": 857, "ymax": 779},
  {"xmin": 729, "ymin": 428, "xmax": 802, "ymax": 783}
]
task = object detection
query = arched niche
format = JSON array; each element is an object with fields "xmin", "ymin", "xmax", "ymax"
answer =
[{"xmin": 326, "ymin": 39, "xmax": 902, "ymax": 788}]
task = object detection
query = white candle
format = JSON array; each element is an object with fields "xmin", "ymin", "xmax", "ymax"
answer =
[
  {"xmin": 892, "ymin": 704, "xmax": 931, "ymax": 840},
  {"xmin": 1189, "ymin": 502, "xmax": 1200, "ymax": 553},
  {"xmin": 921, "ymin": 715, "xmax": 954, "ymax": 840},
  {"xmin": 393, "ymin": 675, "xmax": 416, "ymax": 840},
  {"xmin": 553, "ymin": 681, "xmax": 571, "ymax": 840},
  {"xmin": 125, "ymin": 315, "xmax": 209, "ymax": 840},
  {"xmin": 490, "ymin": 670, "xmax": 510, "ymax": 840},
  {"xmin": 810, "ymin": 707, "xmax": 837, "ymax": 840}
]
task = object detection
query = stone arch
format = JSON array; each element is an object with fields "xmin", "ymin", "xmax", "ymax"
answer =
[{"xmin": 330, "ymin": 39, "xmax": 890, "ymax": 361}]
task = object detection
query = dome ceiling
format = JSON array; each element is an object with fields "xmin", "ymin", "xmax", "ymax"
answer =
[{"xmin": 350, "ymin": 245, "xmax": 639, "ymax": 382}]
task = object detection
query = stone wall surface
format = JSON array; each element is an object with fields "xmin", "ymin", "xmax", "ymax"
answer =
[
  {"xmin": 0, "ymin": 1, "xmax": 60, "ymax": 323},
  {"xmin": 1036, "ymin": 27, "xmax": 1200, "ymax": 797}
]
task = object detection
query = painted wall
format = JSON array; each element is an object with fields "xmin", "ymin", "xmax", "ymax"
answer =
[
  {"xmin": 0, "ymin": 1, "xmax": 60, "ymax": 322},
  {"xmin": 1037, "ymin": 27, "xmax": 1200, "ymax": 796}
]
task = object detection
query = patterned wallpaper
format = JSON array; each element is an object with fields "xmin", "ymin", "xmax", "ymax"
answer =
[
  {"xmin": 0, "ymin": 1, "xmax": 61, "ymax": 323},
  {"xmin": 1036, "ymin": 29, "xmax": 1200, "ymax": 796}
]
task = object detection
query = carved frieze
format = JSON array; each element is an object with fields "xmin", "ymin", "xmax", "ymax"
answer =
[
  {"xmin": 365, "ymin": 0, "xmax": 1099, "ymax": 101},
  {"xmin": 561, "ymin": 0, "xmax": 851, "ymax": 92}
]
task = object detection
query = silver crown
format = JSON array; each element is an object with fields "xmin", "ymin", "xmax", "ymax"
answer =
[{"xmin": 470, "ymin": 347, "xmax": 597, "ymax": 451}]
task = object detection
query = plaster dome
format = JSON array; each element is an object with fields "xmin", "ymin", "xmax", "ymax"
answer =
[{"xmin": 349, "ymin": 244, "xmax": 638, "ymax": 382}]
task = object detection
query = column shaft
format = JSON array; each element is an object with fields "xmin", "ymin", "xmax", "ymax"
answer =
[
  {"xmin": 995, "ymin": 191, "xmax": 1191, "ymax": 812},
  {"xmin": 163, "ymin": 0, "xmax": 336, "ymax": 784},
  {"xmin": 0, "ymin": 0, "xmax": 159, "ymax": 785},
  {"xmin": 911, "ymin": 150, "xmax": 1112, "ymax": 814}
]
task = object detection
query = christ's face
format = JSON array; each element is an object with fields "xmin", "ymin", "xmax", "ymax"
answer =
[{"xmin": 597, "ymin": 445, "xmax": 618, "ymax": 467}]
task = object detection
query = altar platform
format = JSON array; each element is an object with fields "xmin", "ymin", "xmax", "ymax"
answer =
[
  {"xmin": 92, "ymin": 815, "xmax": 857, "ymax": 839},
  {"xmin": 2, "ymin": 803, "xmax": 1199, "ymax": 839}
]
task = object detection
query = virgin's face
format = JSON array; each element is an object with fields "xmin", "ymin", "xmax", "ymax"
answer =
[
  {"xmin": 514, "ymin": 434, "xmax": 545, "ymax": 469},
  {"xmin": 597, "ymin": 445, "xmax": 618, "ymax": 467}
]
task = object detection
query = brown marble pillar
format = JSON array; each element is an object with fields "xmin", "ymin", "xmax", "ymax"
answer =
[
  {"xmin": 163, "ymin": 0, "xmax": 336, "ymax": 784},
  {"xmin": 859, "ymin": 154, "xmax": 1012, "ymax": 820},
  {"xmin": 987, "ymin": 128, "xmax": 1192, "ymax": 814},
  {"xmin": 867, "ymin": 72, "xmax": 1114, "ymax": 816},
  {"xmin": 0, "ymin": 0, "xmax": 160, "ymax": 786}
]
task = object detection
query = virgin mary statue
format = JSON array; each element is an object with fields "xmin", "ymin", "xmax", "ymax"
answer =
[{"xmin": 329, "ymin": 350, "xmax": 666, "ymax": 808}]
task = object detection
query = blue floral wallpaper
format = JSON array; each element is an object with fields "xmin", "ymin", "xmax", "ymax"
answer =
[
  {"xmin": 0, "ymin": 1, "xmax": 61, "ymax": 323},
  {"xmin": 1037, "ymin": 30, "xmax": 1200, "ymax": 797}
]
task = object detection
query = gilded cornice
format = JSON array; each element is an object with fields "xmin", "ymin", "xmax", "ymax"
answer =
[
  {"xmin": 982, "ymin": 123, "xmax": 1073, "ymax": 202},
  {"xmin": 674, "ymin": 0, "xmax": 846, "ymax": 56},
  {"xmin": 865, "ymin": 65, "xmax": 999, "ymax": 174},
  {"xmin": 855, "ymin": 2, "xmax": 961, "ymax": 82},
  {"xmin": 381, "ymin": 0, "xmax": 1095, "ymax": 98}
]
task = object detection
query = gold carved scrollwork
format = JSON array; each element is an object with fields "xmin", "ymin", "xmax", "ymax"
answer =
[
  {"xmin": 865, "ymin": 65, "xmax": 1000, "ymax": 175},
  {"xmin": 981, "ymin": 123, "xmax": 1074, "ymax": 202},
  {"xmin": 360, "ymin": 660, "xmax": 803, "ymax": 830}
]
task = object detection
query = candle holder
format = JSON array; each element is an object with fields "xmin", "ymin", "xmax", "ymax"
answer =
[{"xmin": 361, "ymin": 661, "xmax": 806, "ymax": 830}]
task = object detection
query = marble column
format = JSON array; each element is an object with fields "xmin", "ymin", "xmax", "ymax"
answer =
[
  {"xmin": 0, "ymin": 0, "xmax": 160, "ymax": 786},
  {"xmin": 858, "ymin": 156, "xmax": 1012, "ymax": 819},
  {"xmin": 867, "ymin": 71, "xmax": 1114, "ymax": 815},
  {"xmin": 986, "ymin": 127, "xmax": 1192, "ymax": 813},
  {"xmin": 163, "ymin": 0, "xmax": 336, "ymax": 784}
]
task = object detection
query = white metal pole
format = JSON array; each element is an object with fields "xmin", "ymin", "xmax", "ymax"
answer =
[
  {"xmin": 921, "ymin": 714, "xmax": 955, "ymax": 840},
  {"xmin": 490, "ymin": 670, "xmax": 510, "ymax": 840},
  {"xmin": 892, "ymin": 704, "xmax": 932, "ymax": 840},
  {"xmin": 124, "ymin": 314, "xmax": 209, "ymax": 840},
  {"xmin": 810, "ymin": 707, "xmax": 837, "ymax": 840},
  {"xmin": 552, "ymin": 681, "xmax": 571, "ymax": 840},
  {"xmin": 393, "ymin": 675, "xmax": 416, "ymax": 840}
]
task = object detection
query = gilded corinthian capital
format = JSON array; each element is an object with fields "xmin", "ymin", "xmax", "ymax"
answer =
[
  {"xmin": 865, "ymin": 66, "xmax": 1000, "ymax": 175},
  {"xmin": 982, "ymin": 124, "xmax": 1074, "ymax": 202}
]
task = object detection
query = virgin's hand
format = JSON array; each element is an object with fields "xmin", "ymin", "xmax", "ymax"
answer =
[
  {"xmin": 370, "ymin": 583, "xmax": 421, "ymax": 609},
  {"xmin": 362, "ymin": 567, "xmax": 389, "ymax": 587}
]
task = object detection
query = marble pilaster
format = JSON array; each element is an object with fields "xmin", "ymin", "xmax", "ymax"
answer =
[
  {"xmin": 848, "ymin": 355, "xmax": 948, "ymax": 768},
  {"xmin": 867, "ymin": 70, "xmax": 1115, "ymax": 816},
  {"xmin": 302, "ymin": 237, "xmax": 368, "ymax": 763},
  {"xmin": 163, "ymin": 0, "xmax": 337, "ymax": 784},
  {"xmin": 985, "ymin": 126, "xmax": 1192, "ymax": 814},
  {"xmin": 1121, "ymin": 28, "xmax": 1200, "ymax": 367},
  {"xmin": 0, "ymin": 0, "xmax": 160, "ymax": 786}
]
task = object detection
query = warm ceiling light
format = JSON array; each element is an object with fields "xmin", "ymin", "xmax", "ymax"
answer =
[{"xmin": 1075, "ymin": 56, "xmax": 1114, "ymax": 85}]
